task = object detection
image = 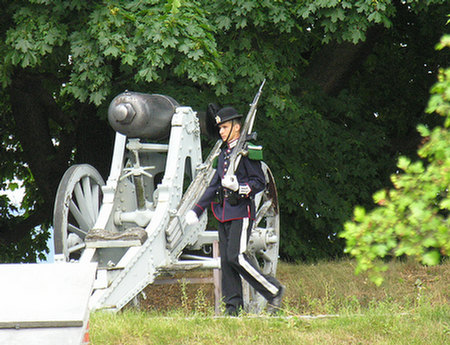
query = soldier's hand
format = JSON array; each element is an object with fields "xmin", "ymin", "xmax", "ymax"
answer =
[
  {"xmin": 185, "ymin": 210, "xmax": 199, "ymax": 225},
  {"xmin": 222, "ymin": 175, "xmax": 239, "ymax": 191}
]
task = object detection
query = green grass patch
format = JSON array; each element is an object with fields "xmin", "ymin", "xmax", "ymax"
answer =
[{"xmin": 90, "ymin": 259, "xmax": 450, "ymax": 344}]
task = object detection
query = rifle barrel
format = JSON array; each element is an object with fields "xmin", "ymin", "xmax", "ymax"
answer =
[{"xmin": 226, "ymin": 79, "xmax": 266, "ymax": 176}]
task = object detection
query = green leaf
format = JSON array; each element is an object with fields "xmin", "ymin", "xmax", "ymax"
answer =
[
  {"xmin": 370, "ymin": 274, "xmax": 384, "ymax": 286},
  {"xmin": 216, "ymin": 16, "xmax": 232, "ymax": 30},
  {"xmin": 422, "ymin": 251, "xmax": 440, "ymax": 266},
  {"xmin": 417, "ymin": 124, "xmax": 430, "ymax": 137},
  {"xmin": 367, "ymin": 11, "xmax": 383, "ymax": 24},
  {"xmin": 353, "ymin": 206, "xmax": 366, "ymax": 222},
  {"xmin": 373, "ymin": 189, "xmax": 387, "ymax": 205},
  {"xmin": 350, "ymin": 27, "xmax": 364, "ymax": 43},
  {"xmin": 122, "ymin": 53, "xmax": 136, "ymax": 65},
  {"xmin": 188, "ymin": 49, "xmax": 204, "ymax": 61},
  {"xmin": 162, "ymin": 37, "xmax": 178, "ymax": 48},
  {"xmin": 440, "ymin": 198, "xmax": 450, "ymax": 210},
  {"xmin": 15, "ymin": 38, "xmax": 33, "ymax": 53},
  {"xmin": 104, "ymin": 46, "xmax": 120, "ymax": 57},
  {"xmin": 397, "ymin": 156, "xmax": 410, "ymax": 171},
  {"xmin": 90, "ymin": 91, "xmax": 105, "ymax": 106},
  {"xmin": 422, "ymin": 237, "xmax": 438, "ymax": 248},
  {"xmin": 9, "ymin": 182, "xmax": 19, "ymax": 191},
  {"xmin": 330, "ymin": 9, "xmax": 345, "ymax": 23}
]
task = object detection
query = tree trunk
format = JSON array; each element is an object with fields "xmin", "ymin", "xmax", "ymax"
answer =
[
  {"xmin": 305, "ymin": 27, "xmax": 383, "ymax": 96},
  {"xmin": 2, "ymin": 70, "xmax": 112, "ymax": 245},
  {"xmin": 2, "ymin": 71, "xmax": 66, "ymax": 243}
]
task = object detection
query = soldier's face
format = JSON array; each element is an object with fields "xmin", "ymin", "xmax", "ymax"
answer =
[{"xmin": 219, "ymin": 121, "xmax": 240, "ymax": 142}]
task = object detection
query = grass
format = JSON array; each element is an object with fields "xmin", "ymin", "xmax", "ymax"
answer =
[
  {"xmin": 90, "ymin": 259, "xmax": 450, "ymax": 344},
  {"xmin": 279, "ymin": 259, "xmax": 449, "ymax": 315}
]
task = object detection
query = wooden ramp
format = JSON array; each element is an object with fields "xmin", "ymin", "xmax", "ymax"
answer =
[{"xmin": 0, "ymin": 263, "xmax": 97, "ymax": 345}]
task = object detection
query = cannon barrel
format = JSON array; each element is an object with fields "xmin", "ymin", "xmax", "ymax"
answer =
[{"xmin": 108, "ymin": 91, "xmax": 179, "ymax": 140}]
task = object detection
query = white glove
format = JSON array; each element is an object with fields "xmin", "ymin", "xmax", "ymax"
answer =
[
  {"xmin": 185, "ymin": 210, "xmax": 199, "ymax": 225},
  {"xmin": 222, "ymin": 174, "xmax": 239, "ymax": 191}
]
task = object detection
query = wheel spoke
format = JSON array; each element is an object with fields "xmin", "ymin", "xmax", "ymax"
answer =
[
  {"xmin": 69, "ymin": 199, "xmax": 91, "ymax": 231},
  {"xmin": 92, "ymin": 184, "xmax": 100, "ymax": 219},
  {"xmin": 68, "ymin": 223, "xmax": 88, "ymax": 239},
  {"xmin": 69, "ymin": 242, "xmax": 86, "ymax": 254},
  {"xmin": 74, "ymin": 181, "xmax": 94, "ymax": 227},
  {"xmin": 254, "ymin": 190, "xmax": 263, "ymax": 209},
  {"xmin": 257, "ymin": 250, "xmax": 275, "ymax": 264},
  {"xmin": 53, "ymin": 164, "xmax": 105, "ymax": 261},
  {"xmin": 254, "ymin": 200, "xmax": 272, "ymax": 225},
  {"xmin": 81, "ymin": 176, "xmax": 96, "ymax": 223}
]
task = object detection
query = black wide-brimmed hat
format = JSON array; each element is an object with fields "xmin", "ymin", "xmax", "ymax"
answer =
[{"xmin": 215, "ymin": 106, "xmax": 243, "ymax": 126}]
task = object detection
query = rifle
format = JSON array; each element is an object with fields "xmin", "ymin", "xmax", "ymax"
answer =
[{"xmin": 225, "ymin": 78, "xmax": 266, "ymax": 178}]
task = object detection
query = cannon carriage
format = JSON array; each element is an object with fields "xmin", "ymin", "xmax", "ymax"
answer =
[{"xmin": 52, "ymin": 91, "xmax": 280, "ymax": 313}]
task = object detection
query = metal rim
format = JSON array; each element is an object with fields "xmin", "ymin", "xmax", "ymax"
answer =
[
  {"xmin": 53, "ymin": 164, "xmax": 105, "ymax": 261},
  {"xmin": 243, "ymin": 162, "xmax": 280, "ymax": 313}
]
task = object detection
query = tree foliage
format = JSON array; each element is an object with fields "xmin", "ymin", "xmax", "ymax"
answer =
[
  {"xmin": 341, "ymin": 34, "xmax": 450, "ymax": 285},
  {"xmin": 0, "ymin": 0, "xmax": 448, "ymax": 262}
]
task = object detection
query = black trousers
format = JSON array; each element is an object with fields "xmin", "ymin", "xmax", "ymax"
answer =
[{"xmin": 218, "ymin": 218, "xmax": 282, "ymax": 310}]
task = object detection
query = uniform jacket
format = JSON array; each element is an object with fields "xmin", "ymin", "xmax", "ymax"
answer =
[{"xmin": 193, "ymin": 139, "xmax": 266, "ymax": 222}]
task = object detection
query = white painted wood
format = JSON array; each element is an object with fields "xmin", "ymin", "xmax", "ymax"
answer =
[{"xmin": 0, "ymin": 263, "xmax": 96, "ymax": 345}]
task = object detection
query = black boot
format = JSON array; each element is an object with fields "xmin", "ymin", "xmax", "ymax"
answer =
[
  {"xmin": 267, "ymin": 285, "xmax": 285, "ymax": 315},
  {"xmin": 224, "ymin": 305, "xmax": 241, "ymax": 317}
]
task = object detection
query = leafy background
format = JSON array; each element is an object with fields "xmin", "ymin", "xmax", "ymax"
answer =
[{"xmin": 0, "ymin": 0, "xmax": 448, "ymax": 263}]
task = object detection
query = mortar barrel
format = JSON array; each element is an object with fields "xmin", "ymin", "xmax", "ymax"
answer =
[{"xmin": 108, "ymin": 91, "xmax": 179, "ymax": 140}]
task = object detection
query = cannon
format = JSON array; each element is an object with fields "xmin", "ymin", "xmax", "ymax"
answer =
[{"xmin": 52, "ymin": 91, "xmax": 280, "ymax": 313}]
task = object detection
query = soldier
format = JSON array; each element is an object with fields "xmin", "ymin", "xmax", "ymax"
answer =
[{"xmin": 185, "ymin": 106, "xmax": 284, "ymax": 316}]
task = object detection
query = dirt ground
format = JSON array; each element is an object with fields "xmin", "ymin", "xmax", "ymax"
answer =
[
  {"xmin": 126, "ymin": 260, "xmax": 450, "ymax": 314},
  {"xmin": 133, "ymin": 270, "xmax": 217, "ymax": 313}
]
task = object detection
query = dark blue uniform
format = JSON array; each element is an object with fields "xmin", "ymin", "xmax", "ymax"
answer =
[
  {"xmin": 193, "ymin": 140, "xmax": 266, "ymax": 221},
  {"xmin": 193, "ymin": 139, "xmax": 283, "ymax": 314}
]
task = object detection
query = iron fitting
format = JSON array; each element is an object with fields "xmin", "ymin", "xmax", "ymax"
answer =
[{"xmin": 114, "ymin": 103, "xmax": 136, "ymax": 124}]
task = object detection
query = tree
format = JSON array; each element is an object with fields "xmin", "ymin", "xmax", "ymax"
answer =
[
  {"xmin": 0, "ymin": 0, "xmax": 448, "ymax": 262},
  {"xmin": 340, "ymin": 34, "xmax": 450, "ymax": 285}
]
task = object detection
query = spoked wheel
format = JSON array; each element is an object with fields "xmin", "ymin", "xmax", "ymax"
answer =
[
  {"xmin": 53, "ymin": 164, "xmax": 105, "ymax": 261},
  {"xmin": 243, "ymin": 162, "xmax": 280, "ymax": 314}
]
